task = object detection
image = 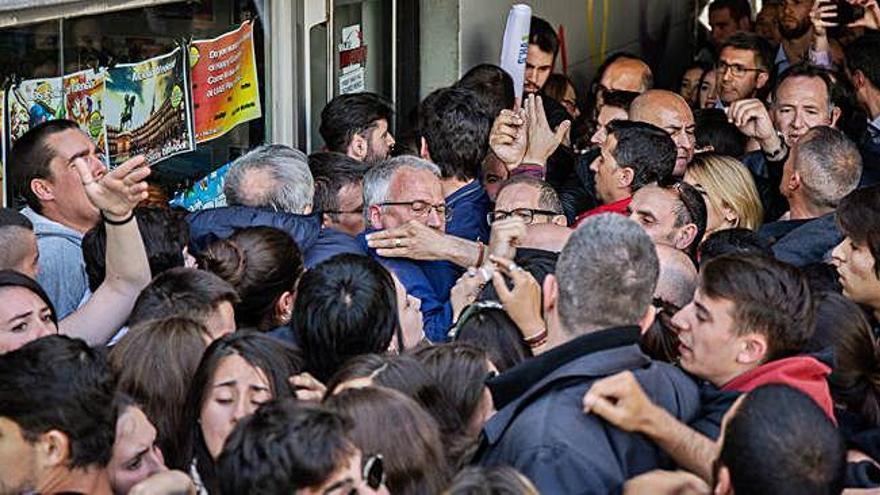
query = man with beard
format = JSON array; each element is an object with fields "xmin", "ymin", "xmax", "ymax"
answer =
[
  {"xmin": 319, "ymin": 92, "xmax": 396, "ymax": 164},
  {"xmin": 776, "ymin": 0, "xmax": 823, "ymax": 74},
  {"xmin": 714, "ymin": 33, "xmax": 773, "ymax": 110}
]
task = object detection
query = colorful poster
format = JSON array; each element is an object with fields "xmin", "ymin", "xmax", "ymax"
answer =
[
  {"xmin": 63, "ymin": 69, "xmax": 108, "ymax": 163},
  {"xmin": 190, "ymin": 20, "xmax": 262, "ymax": 144},
  {"xmin": 6, "ymin": 76, "xmax": 65, "ymax": 147},
  {"xmin": 105, "ymin": 47, "xmax": 195, "ymax": 167},
  {"xmin": 169, "ymin": 161, "xmax": 231, "ymax": 211}
]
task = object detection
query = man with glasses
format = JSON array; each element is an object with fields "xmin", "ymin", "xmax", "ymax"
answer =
[
  {"xmin": 309, "ymin": 152, "xmax": 370, "ymax": 237},
  {"xmin": 361, "ymin": 156, "xmax": 458, "ymax": 342},
  {"xmin": 491, "ymin": 176, "xmax": 567, "ymax": 228},
  {"xmin": 714, "ymin": 33, "xmax": 773, "ymax": 109},
  {"xmin": 575, "ymin": 121, "xmax": 677, "ymax": 226}
]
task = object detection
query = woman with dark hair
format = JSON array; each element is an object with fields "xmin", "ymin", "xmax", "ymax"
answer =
[
  {"xmin": 175, "ymin": 331, "xmax": 303, "ymax": 493},
  {"xmin": 810, "ymin": 292, "xmax": 880, "ymax": 433},
  {"xmin": 452, "ymin": 302, "xmax": 532, "ymax": 372},
  {"xmin": 543, "ymin": 73, "xmax": 581, "ymax": 120},
  {"xmin": 197, "ymin": 226, "xmax": 303, "ymax": 333},
  {"xmin": 109, "ymin": 317, "xmax": 212, "ymax": 466},
  {"xmin": 294, "ymin": 254, "xmax": 399, "ymax": 382},
  {"xmin": 325, "ymin": 386, "xmax": 451, "ymax": 495},
  {"xmin": 446, "ymin": 466, "xmax": 539, "ymax": 495},
  {"xmin": 416, "ymin": 343, "xmax": 497, "ymax": 469}
]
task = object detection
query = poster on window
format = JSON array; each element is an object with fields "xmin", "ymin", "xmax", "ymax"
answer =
[
  {"xmin": 190, "ymin": 20, "xmax": 262, "ymax": 144},
  {"xmin": 63, "ymin": 69, "xmax": 109, "ymax": 164},
  {"xmin": 6, "ymin": 76, "xmax": 65, "ymax": 148},
  {"xmin": 169, "ymin": 161, "xmax": 231, "ymax": 211},
  {"xmin": 104, "ymin": 46, "xmax": 195, "ymax": 167}
]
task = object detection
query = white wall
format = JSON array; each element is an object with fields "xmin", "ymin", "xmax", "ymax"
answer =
[{"xmin": 456, "ymin": 0, "xmax": 697, "ymax": 95}]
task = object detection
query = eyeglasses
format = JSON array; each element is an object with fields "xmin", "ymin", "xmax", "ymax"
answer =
[
  {"xmin": 449, "ymin": 300, "xmax": 503, "ymax": 340},
  {"xmin": 378, "ymin": 200, "xmax": 451, "ymax": 221},
  {"xmin": 324, "ymin": 205, "xmax": 364, "ymax": 215},
  {"xmin": 362, "ymin": 454, "xmax": 385, "ymax": 490},
  {"xmin": 715, "ymin": 61, "xmax": 764, "ymax": 78},
  {"xmin": 488, "ymin": 208, "xmax": 559, "ymax": 225}
]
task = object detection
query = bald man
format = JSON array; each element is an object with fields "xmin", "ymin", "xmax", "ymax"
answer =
[
  {"xmin": 655, "ymin": 244, "xmax": 697, "ymax": 308},
  {"xmin": 630, "ymin": 90, "xmax": 696, "ymax": 177},
  {"xmin": 596, "ymin": 55, "xmax": 653, "ymax": 109}
]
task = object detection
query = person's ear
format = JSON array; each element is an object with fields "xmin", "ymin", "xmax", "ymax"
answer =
[
  {"xmin": 31, "ymin": 177, "xmax": 55, "ymax": 202},
  {"xmin": 275, "ymin": 290, "xmax": 294, "ymax": 324},
  {"xmin": 637, "ymin": 304, "xmax": 656, "ymax": 334},
  {"xmin": 420, "ymin": 137, "xmax": 432, "ymax": 162},
  {"xmin": 348, "ymin": 133, "xmax": 368, "ymax": 161},
  {"xmin": 853, "ymin": 70, "xmax": 867, "ymax": 91},
  {"xmin": 756, "ymin": 70, "xmax": 770, "ymax": 90},
  {"xmin": 737, "ymin": 333, "xmax": 768, "ymax": 366},
  {"xmin": 552, "ymin": 215, "xmax": 568, "ymax": 227},
  {"xmin": 321, "ymin": 212, "xmax": 333, "ymax": 228},
  {"xmin": 721, "ymin": 203, "xmax": 739, "ymax": 228},
  {"xmin": 617, "ymin": 167, "xmax": 635, "ymax": 189},
  {"xmin": 674, "ymin": 224, "xmax": 699, "ymax": 251},
  {"xmin": 542, "ymin": 274, "xmax": 558, "ymax": 319},
  {"xmin": 830, "ymin": 105, "xmax": 842, "ymax": 128},
  {"xmin": 37, "ymin": 430, "xmax": 70, "ymax": 470},
  {"xmin": 789, "ymin": 169, "xmax": 802, "ymax": 192},
  {"xmin": 714, "ymin": 465, "xmax": 733, "ymax": 495},
  {"xmin": 368, "ymin": 204, "xmax": 383, "ymax": 230},
  {"xmin": 303, "ymin": 203, "xmax": 313, "ymax": 215}
]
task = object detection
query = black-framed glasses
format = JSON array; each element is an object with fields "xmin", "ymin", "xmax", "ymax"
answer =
[
  {"xmin": 324, "ymin": 205, "xmax": 364, "ymax": 215},
  {"xmin": 378, "ymin": 200, "xmax": 451, "ymax": 221},
  {"xmin": 488, "ymin": 208, "xmax": 559, "ymax": 225},
  {"xmin": 715, "ymin": 61, "xmax": 764, "ymax": 78}
]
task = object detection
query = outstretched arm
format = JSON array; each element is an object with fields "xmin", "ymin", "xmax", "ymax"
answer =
[{"xmin": 59, "ymin": 156, "xmax": 151, "ymax": 345}]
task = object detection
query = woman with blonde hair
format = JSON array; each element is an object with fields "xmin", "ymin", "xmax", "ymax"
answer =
[{"xmin": 684, "ymin": 153, "xmax": 763, "ymax": 235}]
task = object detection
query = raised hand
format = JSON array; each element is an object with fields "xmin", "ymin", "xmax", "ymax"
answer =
[
  {"xmin": 74, "ymin": 155, "xmax": 150, "ymax": 220},
  {"xmin": 489, "ymin": 108, "xmax": 528, "ymax": 169},
  {"xmin": 523, "ymin": 94, "xmax": 570, "ymax": 167},
  {"xmin": 726, "ymin": 99, "xmax": 782, "ymax": 153}
]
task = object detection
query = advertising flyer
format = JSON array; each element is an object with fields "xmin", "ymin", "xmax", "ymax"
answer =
[
  {"xmin": 169, "ymin": 161, "xmax": 231, "ymax": 211},
  {"xmin": 6, "ymin": 76, "xmax": 65, "ymax": 147},
  {"xmin": 104, "ymin": 46, "xmax": 195, "ymax": 167},
  {"xmin": 190, "ymin": 20, "xmax": 262, "ymax": 143},
  {"xmin": 63, "ymin": 69, "xmax": 109, "ymax": 163}
]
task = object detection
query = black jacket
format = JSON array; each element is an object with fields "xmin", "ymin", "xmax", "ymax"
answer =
[{"xmin": 475, "ymin": 327, "xmax": 700, "ymax": 495}]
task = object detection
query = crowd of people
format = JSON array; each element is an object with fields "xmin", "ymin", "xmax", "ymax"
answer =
[{"xmin": 2, "ymin": 0, "xmax": 880, "ymax": 493}]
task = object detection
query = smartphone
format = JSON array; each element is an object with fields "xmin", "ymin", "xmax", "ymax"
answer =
[{"xmin": 835, "ymin": 0, "xmax": 866, "ymax": 25}]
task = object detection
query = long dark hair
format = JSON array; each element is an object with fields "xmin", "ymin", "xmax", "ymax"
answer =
[{"xmin": 174, "ymin": 332, "xmax": 302, "ymax": 492}]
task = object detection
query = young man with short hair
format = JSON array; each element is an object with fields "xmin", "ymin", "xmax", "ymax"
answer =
[{"xmin": 319, "ymin": 92, "xmax": 395, "ymax": 164}]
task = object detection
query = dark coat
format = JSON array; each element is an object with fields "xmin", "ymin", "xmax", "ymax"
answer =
[
  {"xmin": 475, "ymin": 327, "xmax": 701, "ymax": 495},
  {"xmin": 186, "ymin": 206, "xmax": 364, "ymax": 268}
]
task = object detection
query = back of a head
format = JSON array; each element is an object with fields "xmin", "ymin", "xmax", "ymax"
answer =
[
  {"xmin": 0, "ymin": 207, "xmax": 34, "ymax": 273},
  {"xmin": 701, "ymin": 253, "xmax": 813, "ymax": 361},
  {"xmin": 293, "ymin": 254, "xmax": 397, "ymax": 382},
  {"xmin": 110, "ymin": 317, "xmax": 211, "ymax": 463},
  {"xmin": 655, "ymin": 244, "xmax": 698, "ymax": 309},
  {"xmin": 528, "ymin": 16, "xmax": 559, "ymax": 58},
  {"xmin": 457, "ymin": 64, "xmax": 516, "ymax": 118},
  {"xmin": 418, "ymin": 86, "xmax": 493, "ymax": 181},
  {"xmin": 719, "ymin": 384, "xmax": 845, "ymax": 495},
  {"xmin": 694, "ymin": 108, "xmax": 749, "ymax": 158},
  {"xmin": 594, "ymin": 52, "xmax": 654, "ymax": 93},
  {"xmin": 309, "ymin": 151, "xmax": 370, "ymax": 212},
  {"xmin": 218, "ymin": 399, "xmax": 354, "ymax": 495},
  {"xmin": 557, "ymin": 214, "xmax": 659, "ymax": 333},
  {"xmin": 198, "ymin": 226, "xmax": 303, "ymax": 331},
  {"xmin": 129, "ymin": 267, "xmax": 239, "ymax": 329},
  {"xmin": 83, "ymin": 206, "xmax": 190, "ymax": 292},
  {"xmin": 447, "ymin": 466, "xmax": 539, "ymax": 495},
  {"xmin": 699, "ymin": 228, "xmax": 773, "ymax": 265},
  {"xmin": 709, "ymin": 0, "xmax": 752, "ymax": 22},
  {"xmin": 415, "ymin": 343, "xmax": 490, "ymax": 431},
  {"xmin": 794, "ymin": 126, "xmax": 862, "ymax": 210},
  {"xmin": 223, "ymin": 144, "xmax": 314, "ymax": 214},
  {"xmin": 810, "ymin": 291, "xmax": 880, "ymax": 427},
  {"xmin": 602, "ymin": 89, "xmax": 641, "ymax": 113},
  {"xmin": 8, "ymin": 119, "xmax": 80, "ymax": 213},
  {"xmin": 607, "ymin": 120, "xmax": 677, "ymax": 190},
  {"xmin": 325, "ymin": 386, "xmax": 450, "ymax": 495},
  {"xmin": 454, "ymin": 304, "xmax": 532, "ymax": 372},
  {"xmin": 0, "ymin": 335, "xmax": 116, "ymax": 469},
  {"xmin": 319, "ymin": 92, "xmax": 394, "ymax": 153}
]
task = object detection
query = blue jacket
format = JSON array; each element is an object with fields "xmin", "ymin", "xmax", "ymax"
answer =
[
  {"xmin": 357, "ymin": 231, "xmax": 456, "ymax": 342},
  {"xmin": 187, "ymin": 206, "xmax": 363, "ymax": 268},
  {"xmin": 475, "ymin": 327, "xmax": 700, "ymax": 495},
  {"xmin": 761, "ymin": 212, "xmax": 842, "ymax": 267},
  {"xmin": 445, "ymin": 179, "xmax": 491, "ymax": 243}
]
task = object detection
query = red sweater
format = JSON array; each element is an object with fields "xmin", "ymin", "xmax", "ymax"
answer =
[{"xmin": 573, "ymin": 197, "xmax": 631, "ymax": 228}]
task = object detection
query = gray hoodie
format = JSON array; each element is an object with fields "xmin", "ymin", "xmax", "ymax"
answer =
[{"xmin": 21, "ymin": 207, "xmax": 88, "ymax": 319}]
